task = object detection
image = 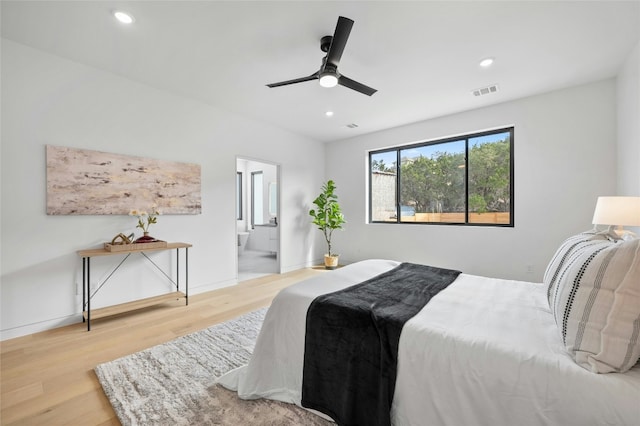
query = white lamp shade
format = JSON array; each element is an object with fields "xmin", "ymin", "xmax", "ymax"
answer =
[{"xmin": 592, "ymin": 196, "xmax": 640, "ymax": 226}]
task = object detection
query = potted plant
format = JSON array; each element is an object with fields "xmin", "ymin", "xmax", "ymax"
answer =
[{"xmin": 309, "ymin": 180, "xmax": 346, "ymax": 269}]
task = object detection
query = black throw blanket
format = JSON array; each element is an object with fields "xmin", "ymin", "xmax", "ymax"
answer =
[{"xmin": 301, "ymin": 262, "xmax": 461, "ymax": 426}]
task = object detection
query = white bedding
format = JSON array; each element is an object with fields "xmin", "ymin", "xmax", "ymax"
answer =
[{"xmin": 218, "ymin": 259, "xmax": 640, "ymax": 425}]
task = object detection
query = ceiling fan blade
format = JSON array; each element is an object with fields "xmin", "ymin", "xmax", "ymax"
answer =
[
  {"xmin": 338, "ymin": 75, "xmax": 377, "ymax": 96},
  {"xmin": 325, "ymin": 16, "xmax": 354, "ymax": 68},
  {"xmin": 266, "ymin": 72, "xmax": 318, "ymax": 88}
]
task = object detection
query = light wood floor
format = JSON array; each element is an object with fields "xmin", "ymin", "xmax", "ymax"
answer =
[{"xmin": 0, "ymin": 268, "xmax": 323, "ymax": 425}]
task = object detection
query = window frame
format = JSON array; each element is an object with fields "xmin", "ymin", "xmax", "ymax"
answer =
[{"xmin": 368, "ymin": 127, "xmax": 514, "ymax": 227}]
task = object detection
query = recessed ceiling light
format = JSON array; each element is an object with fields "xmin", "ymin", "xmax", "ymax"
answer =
[
  {"xmin": 113, "ymin": 11, "xmax": 135, "ymax": 24},
  {"xmin": 325, "ymin": 111, "xmax": 334, "ymax": 117},
  {"xmin": 479, "ymin": 57, "xmax": 494, "ymax": 68}
]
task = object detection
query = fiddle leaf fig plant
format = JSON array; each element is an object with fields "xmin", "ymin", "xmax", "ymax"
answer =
[{"xmin": 309, "ymin": 180, "xmax": 346, "ymax": 260}]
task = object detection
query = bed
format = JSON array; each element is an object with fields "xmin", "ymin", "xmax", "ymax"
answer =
[{"xmin": 218, "ymin": 234, "xmax": 640, "ymax": 425}]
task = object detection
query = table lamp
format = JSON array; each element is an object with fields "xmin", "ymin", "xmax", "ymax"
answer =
[{"xmin": 592, "ymin": 196, "xmax": 640, "ymax": 240}]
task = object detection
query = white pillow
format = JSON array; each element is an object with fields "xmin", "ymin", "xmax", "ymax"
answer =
[{"xmin": 546, "ymin": 235, "xmax": 640, "ymax": 373}]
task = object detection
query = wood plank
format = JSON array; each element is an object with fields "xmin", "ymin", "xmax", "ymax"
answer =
[
  {"xmin": 0, "ymin": 381, "xmax": 43, "ymax": 410},
  {"xmin": 83, "ymin": 292, "xmax": 185, "ymax": 320}
]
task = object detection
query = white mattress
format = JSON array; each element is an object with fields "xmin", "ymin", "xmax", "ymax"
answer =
[{"xmin": 218, "ymin": 259, "xmax": 640, "ymax": 425}]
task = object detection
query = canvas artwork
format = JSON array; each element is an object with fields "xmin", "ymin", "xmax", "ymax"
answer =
[{"xmin": 46, "ymin": 145, "xmax": 201, "ymax": 215}]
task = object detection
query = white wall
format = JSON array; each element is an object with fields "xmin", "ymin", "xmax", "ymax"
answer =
[
  {"xmin": 325, "ymin": 80, "xmax": 617, "ymax": 281},
  {"xmin": 617, "ymin": 40, "xmax": 640, "ymax": 196},
  {"xmin": 0, "ymin": 39, "xmax": 325, "ymax": 339}
]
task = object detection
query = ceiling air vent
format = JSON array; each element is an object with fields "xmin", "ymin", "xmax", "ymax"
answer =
[
  {"xmin": 346, "ymin": 123, "xmax": 359, "ymax": 129},
  {"xmin": 472, "ymin": 84, "xmax": 499, "ymax": 97}
]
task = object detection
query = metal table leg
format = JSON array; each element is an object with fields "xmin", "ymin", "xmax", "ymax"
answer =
[
  {"xmin": 87, "ymin": 257, "xmax": 91, "ymax": 331},
  {"xmin": 186, "ymin": 247, "xmax": 189, "ymax": 306}
]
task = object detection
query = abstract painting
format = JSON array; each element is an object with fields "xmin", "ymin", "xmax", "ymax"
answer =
[{"xmin": 46, "ymin": 145, "xmax": 201, "ymax": 215}]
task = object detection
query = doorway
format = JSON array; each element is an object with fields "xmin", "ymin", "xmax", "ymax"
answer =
[{"xmin": 236, "ymin": 157, "xmax": 280, "ymax": 281}]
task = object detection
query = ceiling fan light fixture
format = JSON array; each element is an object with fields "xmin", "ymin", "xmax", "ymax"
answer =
[{"xmin": 319, "ymin": 72, "xmax": 338, "ymax": 88}]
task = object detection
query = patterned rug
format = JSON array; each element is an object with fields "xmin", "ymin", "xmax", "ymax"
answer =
[{"xmin": 95, "ymin": 308, "xmax": 331, "ymax": 425}]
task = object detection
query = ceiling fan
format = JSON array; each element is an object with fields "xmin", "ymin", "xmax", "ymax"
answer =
[{"xmin": 266, "ymin": 16, "xmax": 377, "ymax": 96}]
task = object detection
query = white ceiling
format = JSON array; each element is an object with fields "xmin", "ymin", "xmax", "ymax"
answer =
[{"xmin": 2, "ymin": 1, "xmax": 639, "ymax": 143}]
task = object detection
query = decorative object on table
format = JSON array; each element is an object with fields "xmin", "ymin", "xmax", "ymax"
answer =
[
  {"xmin": 103, "ymin": 232, "xmax": 167, "ymax": 252},
  {"xmin": 309, "ymin": 180, "xmax": 346, "ymax": 269},
  {"xmin": 111, "ymin": 233, "xmax": 132, "ymax": 245},
  {"xmin": 103, "ymin": 233, "xmax": 132, "ymax": 251},
  {"xmin": 592, "ymin": 196, "xmax": 640, "ymax": 240},
  {"xmin": 46, "ymin": 145, "xmax": 202, "ymax": 215},
  {"xmin": 104, "ymin": 240, "xmax": 167, "ymax": 252},
  {"xmin": 130, "ymin": 207, "xmax": 161, "ymax": 243}
]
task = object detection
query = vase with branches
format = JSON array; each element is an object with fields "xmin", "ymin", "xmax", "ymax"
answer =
[{"xmin": 129, "ymin": 206, "xmax": 161, "ymax": 243}]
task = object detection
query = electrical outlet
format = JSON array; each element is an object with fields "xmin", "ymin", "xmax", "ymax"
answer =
[{"xmin": 526, "ymin": 265, "xmax": 534, "ymax": 274}]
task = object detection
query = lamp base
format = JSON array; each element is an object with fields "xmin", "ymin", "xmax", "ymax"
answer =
[{"xmin": 606, "ymin": 225, "xmax": 637, "ymax": 241}]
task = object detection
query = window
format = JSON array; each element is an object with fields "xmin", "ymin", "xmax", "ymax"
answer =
[{"xmin": 369, "ymin": 127, "xmax": 513, "ymax": 226}]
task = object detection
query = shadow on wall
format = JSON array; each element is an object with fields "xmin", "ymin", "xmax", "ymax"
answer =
[{"xmin": 294, "ymin": 190, "xmax": 315, "ymax": 264}]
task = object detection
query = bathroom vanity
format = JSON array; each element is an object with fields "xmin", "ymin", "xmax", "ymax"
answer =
[{"xmin": 249, "ymin": 224, "xmax": 278, "ymax": 253}]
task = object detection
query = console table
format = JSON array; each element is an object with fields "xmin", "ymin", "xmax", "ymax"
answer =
[{"xmin": 77, "ymin": 242, "xmax": 191, "ymax": 331}]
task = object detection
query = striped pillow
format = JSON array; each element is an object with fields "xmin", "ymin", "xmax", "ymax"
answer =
[
  {"xmin": 544, "ymin": 231, "xmax": 604, "ymax": 305},
  {"xmin": 547, "ymin": 236, "xmax": 640, "ymax": 373}
]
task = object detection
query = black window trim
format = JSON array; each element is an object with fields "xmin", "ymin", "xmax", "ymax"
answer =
[{"xmin": 369, "ymin": 126, "xmax": 514, "ymax": 227}]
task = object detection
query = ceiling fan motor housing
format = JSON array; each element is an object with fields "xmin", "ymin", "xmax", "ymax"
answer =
[{"xmin": 320, "ymin": 35, "xmax": 333, "ymax": 53}]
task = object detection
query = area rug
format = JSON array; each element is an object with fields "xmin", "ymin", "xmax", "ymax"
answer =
[{"xmin": 95, "ymin": 308, "xmax": 331, "ymax": 425}]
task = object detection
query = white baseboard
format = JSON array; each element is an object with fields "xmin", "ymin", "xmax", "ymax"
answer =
[{"xmin": 188, "ymin": 277, "xmax": 237, "ymax": 295}]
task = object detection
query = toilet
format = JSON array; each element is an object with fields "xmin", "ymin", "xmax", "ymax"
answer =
[{"xmin": 238, "ymin": 232, "xmax": 250, "ymax": 253}]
